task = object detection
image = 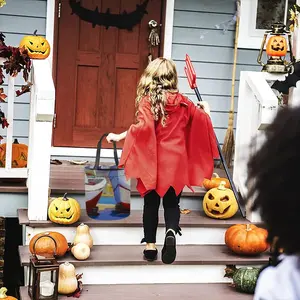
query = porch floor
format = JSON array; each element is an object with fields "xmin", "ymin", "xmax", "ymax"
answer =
[{"xmin": 0, "ymin": 161, "xmax": 232, "ymax": 196}]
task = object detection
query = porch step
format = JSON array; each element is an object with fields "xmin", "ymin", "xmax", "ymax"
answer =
[
  {"xmin": 19, "ymin": 244, "xmax": 268, "ymax": 284},
  {"xmin": 19, "ymin": 209, "xmax": 255, "ymax": 245},
  {"xmin": 19, "ymin": 244, "xmax": 269, "ymax": 267},
  {"xmin": 19, "ymin": 283, "xmax": 253, "ymax": 300}
]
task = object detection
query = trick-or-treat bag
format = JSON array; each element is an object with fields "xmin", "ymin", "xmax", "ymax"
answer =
[{"xmin": 84, "ymin": 134, "xmax": 130, "ymax": 221}]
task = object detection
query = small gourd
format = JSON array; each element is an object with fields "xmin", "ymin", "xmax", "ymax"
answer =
[
  {"xmin": 224, "ymin": 265, "xmax": 261, "ymax": 294},
  {"xmin": 0, "ymin": 287, "xmax": 17, "ymax": 300},
  {"xmin": 73, "ymin": 223, "xmax": 93, "ymax": 248},
  {"xmin": 71, "ymin": 242, "xmax": 90, "ymax": 260},
  {"xmin": 58, "ymin": 262, "xmax": 78, "ymax": 295}
]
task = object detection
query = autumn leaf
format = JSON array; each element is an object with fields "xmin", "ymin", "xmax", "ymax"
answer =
[
  {"xmin": 0, "ymin": 117, "xmax": 9, "ymax": 129},
  {"xmin": 0, "ymin": 88, "xmax": 7, "ymax": 102},
  {"xmin": 16, "ymin": 82, "xmax": 32, "ymax": 97}
]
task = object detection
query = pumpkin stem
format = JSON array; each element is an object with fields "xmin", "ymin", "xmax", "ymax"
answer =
[
  {"xmin": 217, "ymin": 181, "xmax": 227, "ymax": 190},
  {"xmin": 0, "ymin": 287, "xmax": 8, "ymax": 299},
  {"xmin": 224, "ymin": 265, "xmax": 238, "ymax": 278},
  {"xmin": 13, "ymin": 138, "xmax": 19, "ymax": 144},
  {"xmin": 63, "ymin": 193, "xmax": 68, "ymax": 200},
  {"xmin": 33, "ymin": 29, "xmax": 38, "ymax": 35},
  {"xmin": 246, "ymin": 224, "xmax": 252, "ymax": 231},
  {"xmin": 212, "ymin": 173, "xmax": 219, "ymax": 178}
]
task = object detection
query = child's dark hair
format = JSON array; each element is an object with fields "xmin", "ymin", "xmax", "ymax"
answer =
[{"xmin": 247, "ymin": 106, "xmax": 300, "ymax": 254}]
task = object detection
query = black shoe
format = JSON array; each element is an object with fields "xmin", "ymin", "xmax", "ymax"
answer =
[
  {"xmin": 162, "ymin": 229, "xmax": 176, "ymax": 264},
  {"xmin": 143, "ymin": 248, "xmax": 158, "ymax": 261}
]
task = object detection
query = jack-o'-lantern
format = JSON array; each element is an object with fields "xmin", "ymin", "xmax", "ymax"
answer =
[
  {"xmin": 48, "ymin": 193, "xmax": 81, "ymax": 225},
  {"xmin": 266, "ymin": 35, "xmax": 288, "ymax": 57},
  {"xmin": 19, "ymin": 30, "xmax": 50, "ymax": 59},
  {"xmin": 0, "ymin": 139, "xmax": 28, "ymax": 168},
  {"xmin": 203, "ymin": 181, "xmax": 238, "ymax": 219}
]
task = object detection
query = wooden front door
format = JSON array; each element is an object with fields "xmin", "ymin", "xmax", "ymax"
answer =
[{"xmin": 53, "ymin": 0, "xmax": 164, "ymax": 147}]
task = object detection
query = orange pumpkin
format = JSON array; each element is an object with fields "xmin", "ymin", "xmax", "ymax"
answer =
[
  {"xmin": 0, "ymin": 287, "xmax": 17, "ymax": 300},
  {"xmin": 29, "ymin": 231, "xmax": 69, "ymax": 258},
  {"xmin": 266, "ymin": 35, "xmax": 288, "ymax": 57},
  {"xmin": 203, "ymin": 173, "xmax": 230, "ymax": 190},
  {"xmin": 225, "ymin": 224, "xmax": 269, "ymax": 255},
  {"xmin": 0, "ymin": 139, "xmax": 28, "ymax": 168}
]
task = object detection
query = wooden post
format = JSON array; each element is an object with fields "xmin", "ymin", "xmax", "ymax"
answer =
[{"xmin": 27, "ymin": 60, "xmax": 55, "ymax": 221}]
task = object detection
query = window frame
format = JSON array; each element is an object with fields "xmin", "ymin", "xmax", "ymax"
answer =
[{"xmin": 238, "ymin": 0, "xmax": 291, "ymax": 49}]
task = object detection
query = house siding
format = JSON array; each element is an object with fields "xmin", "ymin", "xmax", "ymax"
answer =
[
  {"xmin": 0, "ymin": 0, "xmax": 262, "ymax": 150},
  {"xmin": 0, "ymin": 0, "xmax": 47, "ymax": 144},
  {"xmin": 172, "ymin": 0, "xmax": 261, "ymax": 145}
]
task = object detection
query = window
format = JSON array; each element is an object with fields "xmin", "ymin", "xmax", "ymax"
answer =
[{"xmin": 238, "ymin": 0, "xmax": 296, "ymax": 49}]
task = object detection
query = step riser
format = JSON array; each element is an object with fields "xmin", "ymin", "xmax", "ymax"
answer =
[
  {"xmin": 25, "ymin": 226, "xmax": 227, "ymax": 246},
  {"xmin": 24, "ymin": 264, "xmax": 262, "ymax": 285},
  {"xmin": 69, "ymin": 194, "xmax": 203, "ymax": 211}
]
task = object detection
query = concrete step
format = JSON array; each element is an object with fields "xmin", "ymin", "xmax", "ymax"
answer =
[
  {"xmin": 19, "ymin": 209, "xmax": 255, "ymax": 245},
  {"xmin": 19, "ymin": 244, "xmax": 268, "ymax": 285},
  {"xmin": 20, "ymin": 283, "xmax": 253, "ymax": 300}
]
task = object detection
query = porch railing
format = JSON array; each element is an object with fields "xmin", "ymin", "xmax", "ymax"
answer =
[
  {"xmin": 0, "ymin": 59, "xmax": 28, "ymax": 178},
  {"xmin": 233, "ymin": 71, "xmax": 285, "ymax": 222},
  {"xmin": 0, "ymin": 59, "xmax": 55, "ymax": 221}
]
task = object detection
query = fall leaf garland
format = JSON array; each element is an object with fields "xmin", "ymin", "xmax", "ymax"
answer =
[
  {"xmin": 289, "ymin": 4, "xmax": 300, "ymax": 32},
  {"xmin": 0, "ymin": 33, "xmax": 32, "ymax": 140}
]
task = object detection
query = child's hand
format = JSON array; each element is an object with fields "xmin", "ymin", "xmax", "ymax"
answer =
[
  {"xmin": 197, "ymin": 101, "xmax": 211, "ymax": 117},
  {"xmin": 106, "ymin": 133, "xmax": 120, "ymax": 143}
]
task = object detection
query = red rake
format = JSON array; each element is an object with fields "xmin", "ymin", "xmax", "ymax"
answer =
[{"xmin": 184, "ymin": 54, "xmax": 245, "ymax": 218}]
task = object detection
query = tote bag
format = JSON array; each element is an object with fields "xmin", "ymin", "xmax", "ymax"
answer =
[{"xmin": 84, "ymin": 134, "xmax": 130, "ymax": 221}]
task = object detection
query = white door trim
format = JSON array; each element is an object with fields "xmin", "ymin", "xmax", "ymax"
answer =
[{"xmin": 47, "ymin": 0, "xmax": 175, "ymax": 158}]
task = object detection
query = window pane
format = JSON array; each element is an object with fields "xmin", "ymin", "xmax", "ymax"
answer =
[{"xmin": 256, "ymin": 0, "xmax": 296, "ymax": 29}]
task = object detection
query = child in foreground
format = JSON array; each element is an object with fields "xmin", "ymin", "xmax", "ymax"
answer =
[
  {"xmin": 247, "ymin": 106, "xmax": 300, "ymax": 299},
  {"xmin": 107, "ymin": 58, "xmax": 218, "ymax": 264}
]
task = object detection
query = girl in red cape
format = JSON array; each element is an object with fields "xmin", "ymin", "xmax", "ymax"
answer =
[{"xmin": 107, "ymin": 58, "xmax": 219, "ymax": 264}]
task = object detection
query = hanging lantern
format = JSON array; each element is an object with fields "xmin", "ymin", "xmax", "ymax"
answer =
[
  {"xmin": 28, "ymin": 234, "xmax": 59, "ymax": 300},
  {"xmin": 257, "ymin": 22, "xmax": 295, "ymax": 73}
]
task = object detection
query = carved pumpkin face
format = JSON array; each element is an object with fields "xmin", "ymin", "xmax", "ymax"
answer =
[
  {"xmin": 266, "ymin": 35, "xmax": 287, "ymax": 57},
  {"xmin": 48, "ymin": 193, "xmax": 81, "ymax": 225},
  {"xmin": 19, "ymin": 31, "xmax": 50, "ymax": 59},
  {"xmin": 203, "ymin": 181, "xmax": 238, "ymax": 219}
]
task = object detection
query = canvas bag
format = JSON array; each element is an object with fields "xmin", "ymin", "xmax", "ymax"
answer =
[{"xmin": 84, "ymin": 134, "xmax": 131, "ymax": 221}]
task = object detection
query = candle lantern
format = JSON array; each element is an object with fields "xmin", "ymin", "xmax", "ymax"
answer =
[
  {"xmin": 257, "ymin": 22, "xmax": 295, "ymax": 73},
  {"xmin": 28, "ymin": 235, "xmax": 59, "ymax": 300}
]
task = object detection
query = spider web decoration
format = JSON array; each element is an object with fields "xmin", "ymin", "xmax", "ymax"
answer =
[{"xmin": 69, "ymin": 0, "xmax": 149, "ymax": 31}]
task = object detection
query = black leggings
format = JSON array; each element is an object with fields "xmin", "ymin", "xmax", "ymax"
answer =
[{"xmin": 142, "ymin": 187, "xmax": 182, "ymax": 243}]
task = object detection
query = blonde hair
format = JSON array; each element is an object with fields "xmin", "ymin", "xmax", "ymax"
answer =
[{"xmin": 135, "ymin": 57, "xmax": 178, "ymax": 126}]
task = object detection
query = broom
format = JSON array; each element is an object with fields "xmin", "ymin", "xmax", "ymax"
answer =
[{"xmin": 221, "ymin": 0, "xmax": 240, "ymax": 168}]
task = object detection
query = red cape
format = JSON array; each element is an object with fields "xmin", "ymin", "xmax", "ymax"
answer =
[{"xmin": 119, "ymin": 93, "xmax": 219, "ymax": 197}]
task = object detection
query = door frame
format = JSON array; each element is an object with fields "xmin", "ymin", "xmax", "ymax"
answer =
[{"xmin": 46, "ymin": 0, "xmax": 175, "ymax": 158}]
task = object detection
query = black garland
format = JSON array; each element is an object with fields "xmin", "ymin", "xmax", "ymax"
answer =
[
  {"xmin": 69, "ymin": 0, "xmax": 149, "ymax": 31},
  {"xmin": 271, "ymin": 61, "xmax": 300, "ymax": 94}
]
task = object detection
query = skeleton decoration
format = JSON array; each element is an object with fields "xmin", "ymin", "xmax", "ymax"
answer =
[{"xmin": 148, "ymin": 20, "xmax": 160, "ymax": 63}]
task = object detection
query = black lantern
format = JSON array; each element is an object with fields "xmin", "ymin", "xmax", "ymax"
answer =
[
  {"xmin": 28, "ymin": 235, "xmax": 59, "ymax": 300},
  {"xmin": 257, "ymin": 22, "xmax": 295, "ymax": 73}
]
